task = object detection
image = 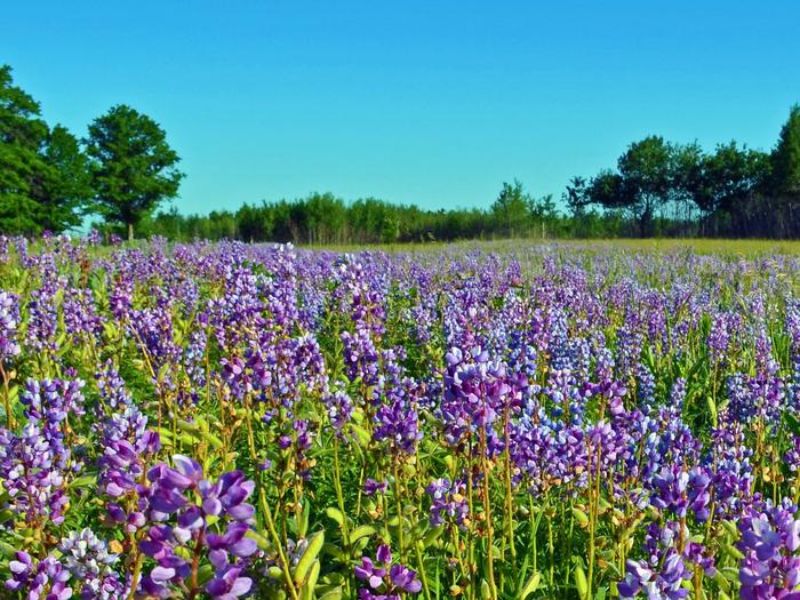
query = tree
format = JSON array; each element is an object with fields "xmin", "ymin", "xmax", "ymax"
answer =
[
  {"xmin": 587, "ymin": 169, "xmax": 627, "ymax": 207},
  {"xmin": 668, "ymin": 142, "xmax": 704, "ymax": 224},
  {"xmin": 303, "ymin": 193, "xmax": 347, "ymax": 244},
  {"xmin": 687, "ymin": 142, "xmax": 769, "ymax": 235},
  {"xmin": 0, "ymin": 65, "xmax": 91, "ymax": 234},
  {"xmin": 528, "ymin": 193, "xmax": 559, "ymax": 238},
  {"xmin": 0, "ymin": 64, "xmax": 43, "ymax": 233},
  {"xmin": 34, "ymin": 125, "xmax": 93, "ymax": 232},
  {"xmin": 765, "ymin": 105, "xmax": 800, "ymax": 236},
  {"xmin": 771, "ymin": 105, "xmax": 800, "ymax": 196},
  {"xmin": 491, "ymin": 180, "xmax": 530, "ymax": 237},
  {"xmin": 86, "ymin": 104, "xmax": 184, "ymax": 240},
  {"xmin": 616, "ymin": 136, "xmax": 673, "ymax": 236},
  {"xmin": 564, "ymin": 176, "xmax": 589, "ymax": 215},
  {"xmin": 564, "ymin": 176, "xmax": 598, "ymax": 237},
  {"xmin": 236, "ymin": 202, "xmax": 274, "ymax": 242}
]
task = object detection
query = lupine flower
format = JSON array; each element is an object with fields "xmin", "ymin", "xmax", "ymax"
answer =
[
  {"xmin": 355, "ymin": 545, "xmax": 422, "ymax": 599},
  {"xmin": 139, "ymin": 455, "xmax": 256, "ymax": 598},
  {"xmin": 618, "ymin": 521, "xmax": 710, "ymax": 600},
  {"xmin": 364, "ymin": 479, "xmax": 388, "ymax": 496},
  {"xmin": 651, "ymin": 465, "xmax": 712, "ymax": 521},
  {"xmin": 325, "ymin": 388, "xmax": 354, "ymax": 436},
  {"xmin": 426, "ymin": 478, "xmax": 469, "ymax": 528},
  {"xmin": 739, "ymin": 503, "xmax": 800, "ymax": 600},
  {"xmin": 100, "ymin": 404, "xmax": 160, "ymax": 533},
  {"xmin": 0, "ymin": 423, "xmax": 69, "ymax": 526},
  {"xmin": 26, "ymin": 281, "xmax": 60, "ymax": 354},
  {"xmin": 6, "ymin": 552, "xmax": 73, "ymax": 599},
  {"xmin": 618, "ymin": 550, "xmax": 689, "ymax": 600},
  {"xmin": 59, "ymin": 528, "xmax": 122, "ymax": 597},
  {"xmin": 0, "ymin": 290, "xmax": 20, "ymax": 362}
]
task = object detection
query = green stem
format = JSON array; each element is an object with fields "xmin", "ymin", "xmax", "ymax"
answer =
[
  {"xmin": 504, "ymin": 408, "xmax": 516, "ymax": 560},
  {"xmin": 260, "ymin": 486, "xmax": 300, "ymax": 600},
  {"xmin": 548, "ymin": 511, "xmax": 555, "ymax": 592},
  {"xmin": 332, "ymin": 438, "xmax": 351, "ymax": 542},
  {"xmin": 414, "ymin": 535, "xmax": 434, "ymax": 600},
  {"xmin": 393, "ymin": 461, "xmax": 405, "ymax": 561},
  {"xmin": 1, "ymin": 365, "xmax": 12, "ymax": 429},
  {"xmin": 586, "ymin": 447, "xmax": 602, "ymax": 600},
  {"xmin": 480, "ymin": 433, "xmax": 498, "ymax": 600}
]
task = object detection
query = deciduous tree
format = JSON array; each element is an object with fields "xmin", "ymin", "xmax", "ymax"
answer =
[{"xmin": 86, "ymin": 104, "xmax": 183, "ymax": 240}]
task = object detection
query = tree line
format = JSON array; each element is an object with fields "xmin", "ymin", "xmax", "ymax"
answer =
[
  {"xmin": 146, "ymin": 100, "xmax": 800, "ymax": 243},
  {"xmin": 3, "ymin": 62, "xmax": 800, "ymax": 242},
  {"xmin": 139, "ymin": 183, "xmax": 570, "ymax": 244},
  {"xmin": 567, "ymin": 106, "xmax": 800, "ymax": 238}
]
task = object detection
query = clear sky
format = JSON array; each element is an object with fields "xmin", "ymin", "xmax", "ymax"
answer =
[{"xmin": 3, "ymin": 1, "xmax": 799, "ymax": 214}]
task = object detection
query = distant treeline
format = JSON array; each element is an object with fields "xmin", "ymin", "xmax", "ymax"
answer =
[
  {"xmin": 4, "ymin": 60, "xmax": 800, "ymax": 242},
  {"xmin": 567, "ymin": 105, "xmax": 800, "ymax": 238},
  {"xmin": 138, "ymin": 186, "xmax": 581, "ymax": 243},
  {"xmin": 139, "ymin": 104, "xmax": 800, "ymax": 243}
]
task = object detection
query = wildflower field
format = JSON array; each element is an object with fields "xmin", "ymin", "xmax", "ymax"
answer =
[{"xmin": 3, "ymin": 235, "xmax": 800, "ymax": 600}]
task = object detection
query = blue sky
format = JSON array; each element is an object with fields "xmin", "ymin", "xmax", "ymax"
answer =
[{"xmin": 3, "ymin": 1, "xmax": 799, "ymax": 214}]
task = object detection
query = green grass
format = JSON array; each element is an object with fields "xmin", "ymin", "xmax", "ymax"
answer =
[{"xmin": 301, "ymin": 237, "xmax": 800, "ymax": 256}]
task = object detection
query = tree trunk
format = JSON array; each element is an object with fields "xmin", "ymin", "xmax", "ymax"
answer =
[{"xmin": 128, "ymin": 222, "xmax": 134, "ymax": 241}]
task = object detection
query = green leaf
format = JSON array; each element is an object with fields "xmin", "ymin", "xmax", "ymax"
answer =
[
  {"xmin": 422, "ymin": 525, "xmax": 444, "ymax": 548},
  {"xmin": 318, "ymin": 589, "xmax": 343, "ymax": 600},
  {"xmin": 518, "ymin": 570, "xmax": 541, "ymax": 600},
  {"xmin": 723, "ymin": 544, "xmax": 744, "ymax": 560},
  {"xmin": 177, "ymin": 419, "xmax": 222, "ymax": 448},
  {"xmin": 322, "ymin": 543, "xmax": 347, "ymax": 561},
  {"xmin": 594, "ymin": 586, "xmax": 607, "ymax": 600},
  {"xmin": 721, "ymin": 520, "xmax": 739, "ymax": 539},
  {"xmin": 350, "ymin": 525, "xmax": 376, "ymax": 543},
  {"xmin": 351, "ymin": 424, "xmax": 371, "ymax": 448},
  {"xmin": 574, "ymin": 563, "xmax": 588, "ymax": 599},
  {"xmin": 68, "ymin": 475, "xmax": 97, "ymax": 489},
  {"xmin": 571, "ymin": 507, "xmax": 589, "ymax": 527},
  {"xmin": 197, "ymin": 563, "xmax": 214, "ymax": 586},
  {"xmin": 294, "ymin": 531, "xmax": 324, "ymax": 586},
  {"xmin": 155, "ymin": 427, "xmax": 174, "ymax": 442},
  {"xmin": 0, "ymin": 541, "xmax": 17, "ymax": 558},
  {"xmin": 706, "ymin": 395, "xmax": 717, "ymax": 426},
  {"xmin": 298, "ymin": 501, "xmax": 311, "ymax": 539},
  {"xmin": 300, "ymin": 560, "xmax": 321, "ymax": 600},
  {"xmin": 786, "ymin": 411, "xmax": 800, "ymax": 436},
  {"xmin": 325, "ymin": 507, "xmax": 345, "ymax": 527}
]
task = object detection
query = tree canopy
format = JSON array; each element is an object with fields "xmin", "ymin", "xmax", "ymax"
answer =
[
  {"xmin": 0, "ymin": 65, "xmax": 92, "ymax": 234},
  {"xmin": 570, "ymin": 106, "xmax": 800, "ymax": 238},
  {"xmin": 85, "ymin": 104, "xmax": 184, "ymax": 240}
]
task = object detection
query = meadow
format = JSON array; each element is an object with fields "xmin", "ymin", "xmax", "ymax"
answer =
[{"xmin": 2, "ymin": 234, "xmax": 800, "ymax": 599}]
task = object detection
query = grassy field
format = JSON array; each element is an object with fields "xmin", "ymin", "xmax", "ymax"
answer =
[{"xmin": 302, "ymin": 237, "xmax": 800, "ymax": 256}]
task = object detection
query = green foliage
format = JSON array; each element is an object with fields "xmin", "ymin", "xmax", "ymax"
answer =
[
  {"xmin": 85, "ymin": 104, "xmax": 184, "ymax": 240},
  {"xmin": 0, "ymin": 65, "xmax": 91, "ymax": 234},
  {"xmin": 772, "ymin": 104, "xmax": 800, "ymax": 196},
  {"xmin": 576, "ymin": 105, "xmax": 800, "ymax": 238},
  {"xmin": 35, "ymin": 124, "xmax": 94, "ymax": 232},
  {"xmin": 694, "ymin": 142, "xmax": 769, "ymax": 213},
  {"xmin": 491, "ymin": 180, "xmax": 531, "ymax": 237},
  {"xmin": 2, "ymin": 60, "xmax": 800, "ymax": 242},
  {"xmin": 614, "ymin": 136, "xmax": 673, "ymax": 236},
  {"xmin": 141, "ymin": 182, "xmax": 580, "ymax": 243}
]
